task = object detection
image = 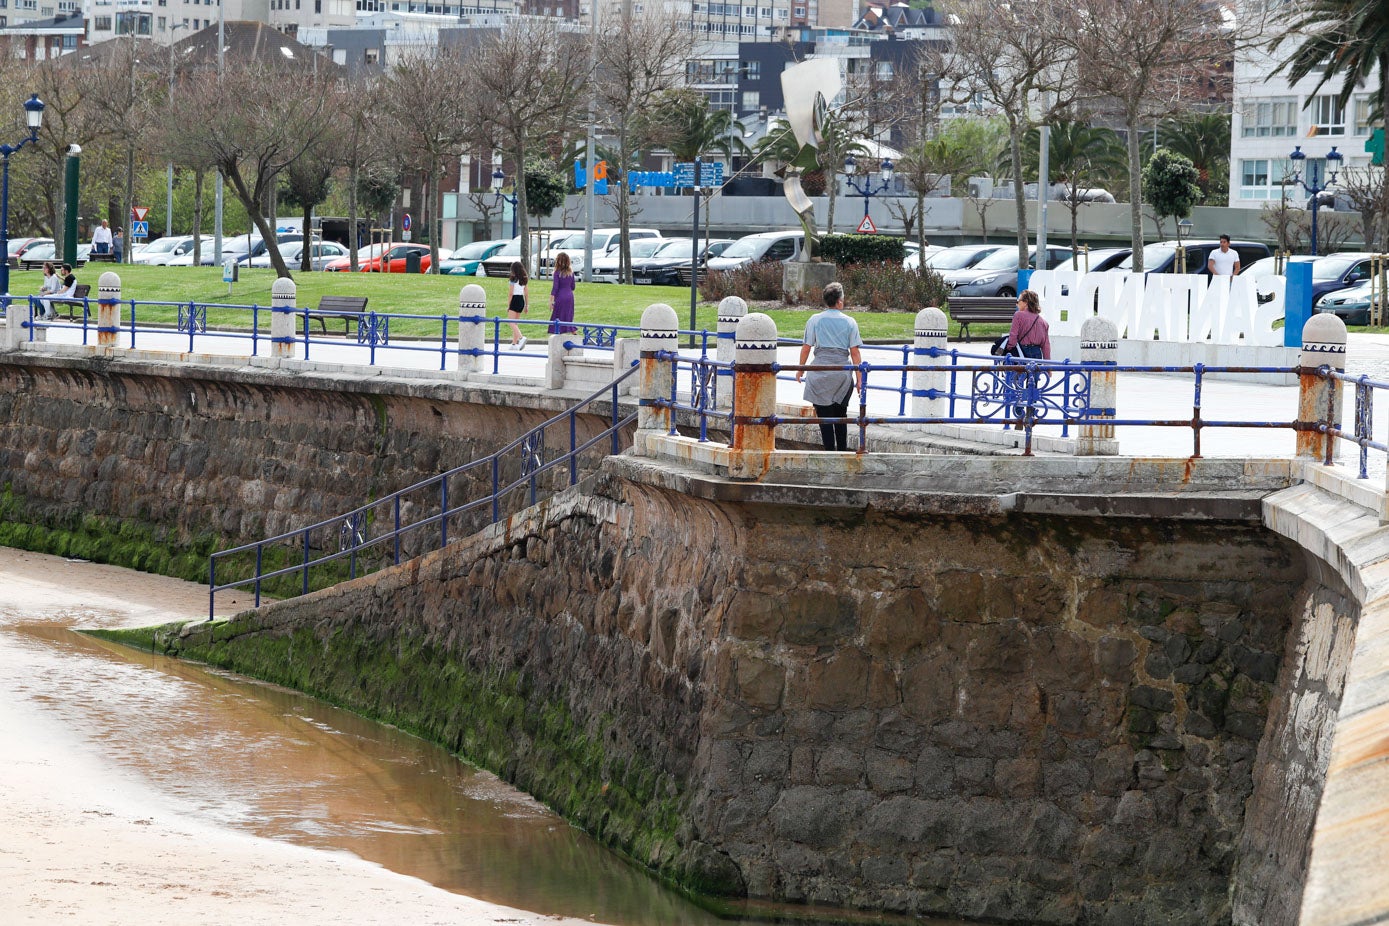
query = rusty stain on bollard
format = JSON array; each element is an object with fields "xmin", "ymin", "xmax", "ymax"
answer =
[
  {"xmin": 97, "ymin": 271, "xmax": 121, "ymax": 349},
  {"xmin": 1296, "ymin": 314, "xmax": 1346, "ymax": 463},
  {"xmin": 730, "ymin": 313, "xmax": 778, "ymax": 481}
]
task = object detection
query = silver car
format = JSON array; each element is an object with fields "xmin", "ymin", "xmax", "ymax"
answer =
[{"xmin": 247, "ymin": 241, "xmax": 347, "ymax": 271}]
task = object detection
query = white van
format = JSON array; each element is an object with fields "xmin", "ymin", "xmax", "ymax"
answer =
[
  {"xmin": 556, "ymin": 228, "xmax": 663, "ymax": 276},
  {"xmin": 704, "ymin": 230, "xmax": 804, "ymax": 272}
]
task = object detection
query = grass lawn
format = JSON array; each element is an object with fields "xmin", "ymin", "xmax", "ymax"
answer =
[{"xmin": 8, "ymin": 265, "xmax": 1001, "ymax": 342}]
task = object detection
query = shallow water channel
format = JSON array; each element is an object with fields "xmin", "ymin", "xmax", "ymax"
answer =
[{"xmin": 0, "ymin": 552, "xmax": 958, "ymax": 926}]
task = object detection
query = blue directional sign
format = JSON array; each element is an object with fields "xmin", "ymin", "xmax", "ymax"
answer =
[
  {"xmin": 131, "ymin": 220, "xmax": 149, "ymax": 238},
  {"xmin": 672, "ymin": 162, "xmax": 724, "ymax": 189}
]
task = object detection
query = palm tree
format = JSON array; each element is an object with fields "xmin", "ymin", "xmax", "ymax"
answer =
[
  {"xmin": 1276, "ymin": 0, "xmax": 1389, "ymax": 250},
  {"xmin": 753, "ymin": 115, "xmax": 867, "ymax": 234},
  {"xmin": 1160, "ymin": 112, "xmax": 1231, "ymax": 205},
  {"xmin": 638, "ymin": 90, "xmax": 748, "ymax": 183},
  {"xmin": 1022, "ymin": 120, "xmax": 1128, "ymax": 252}
]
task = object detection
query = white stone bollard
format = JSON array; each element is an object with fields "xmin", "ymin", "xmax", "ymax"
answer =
[
  {"xmin": 1, "ymin": 292, "xmax": 31, "ymax": 349},
  {"xmin": 97, "ymin": 271, "xmax": 122, "ymax": 349},
  {"xmin": 457, "ymin": 283, "xmax": 486, "ymax": 375},
  {"xmin": 911, "ymin": 306, "xmax": 949, "ymax": 424},
  {"xmin": 637, "ymin": 303, "xmax": 679, "ymax": 443},
  {"xmin": 1297, "ymin": 313, "xmax": 1346, "ymax": 464},
  {"xmin": 730, "ymin": 313, "xmax": 779, "ymax": 480},
  {"xmin": 1077, "ymin": 316, "xmax": 1119, "ymax": 456},
  {"xmin": 716, "ymin": 296, "xmax": 747, "ymax": 410},
  {"xmin": 270, "ymin": 276, "xmax": 296, "ymax": 360},
  {"xmin": 612, "ymin": 337, "xmax": 641, "ymax": 393}
]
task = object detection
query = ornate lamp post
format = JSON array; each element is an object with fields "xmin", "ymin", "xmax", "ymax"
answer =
[
  {"xmin": 1288, "ymin": 144, "xmax": 1344, "ymax": 256},
  {"xmin": 1, "ymin": 93, "xmax": 45, "ymax": 299},
  {"xmin": 842, "ymin": 153, "xmax": 895, "ymax": 221},
  {"xmin": 491, "ymin": 167, "xmax": 519, "ymax": 238}
]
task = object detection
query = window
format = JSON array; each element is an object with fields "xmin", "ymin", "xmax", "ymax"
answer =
[
  {"xmin": 1238, "ymin": 157, "xmax": 1298, "ymax": 200},
  {"xmin": 739, "ymin": 59, "xmax": 759, "ymax": 78},
  {"xmin": 94, "ymin": 14, "xmax": 111, "ymax": 28},
  {"xmin": 315, "ymin": 0, "xmax": 320, "ymax": 10},
  {"xmin": 364, "ymin": 47, "xmax": 379, "ymax": 64},
  {"xmin": 1354, "ymin": 96, "xmax": 1377, "ymax": 136},
  {"xmin": 793, "ymin": 4, "xmax": 804, "ymax": 14},
  {"xmin": 1311, "ymin": 94, "xmax": 1345, "ymax": 136},
  {"xmin": 742, "ymin": 90, "xmax": 758, "ymax": 110},
  {"xmin": 1239, "ymin": 98, "xmax": 1297, "ymax": 138},
  {"xmin": 157, "ymin": 14, "xmax": 164, "ymax": 27}
]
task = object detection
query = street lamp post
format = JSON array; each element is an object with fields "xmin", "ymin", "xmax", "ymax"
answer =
[
  {"xmin": 491, "ymin": 168, "xmax": 518, "ymax": 238},
  {"xmin": 1288, "ymin": 144, "xmax": 1344, "ymax": 256},
  {"xmin": 1, "ymin": 93, "xmax": 45, "ymax": 299},
  {"xmin": 841, "ymin": 153, "xmax": 895, "ymax": 222},
  {"xmin": 165, "ymin": 22, "xmax": 189, "ymax": 240},
  {"xmin": 1175, "ymin": 218, "xmax": 1194, "ymax": 273}
]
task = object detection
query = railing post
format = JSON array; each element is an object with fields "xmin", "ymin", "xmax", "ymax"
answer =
[
  {"xmin": 716, "ymin": 295, "xmax": 746, "ymax": 410},
  {"xmin": 97, "ymin": 271, "xmax": 121, "ymax": 349},
  {"xmin": 911, "ymin": 306, "xmax": 948, "ymax": 423},
  {"xmin": 731, "ymin": 312, "xmax": 778, "ymax": 480},
  {"xmin": 270, "ymin": 277, "xmax": 296, "ymax": 360},
  {"xmin": 1297, "ymin": 313, "xmax": 1346, "ymax": 463},
  {"xmin": 636, "ymin": 302, "xmax": 678, "ymax": 453},
  {"xmin": 1077, "ymin": 316, "xmax": 1119, "ymax": 456},
  {"xmin": 457, "ymin": 283, "xmax": 485, "ymax": 375}
]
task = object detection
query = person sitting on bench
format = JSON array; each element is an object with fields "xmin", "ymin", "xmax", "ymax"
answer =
[{"xmin": 40, "ymin": 264, "xmax": 77, "ymax": 321}]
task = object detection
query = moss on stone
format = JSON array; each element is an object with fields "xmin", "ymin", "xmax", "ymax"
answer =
[{"xmin": 90, "ymin": 616, "xmax": 693, "ymax": 892}]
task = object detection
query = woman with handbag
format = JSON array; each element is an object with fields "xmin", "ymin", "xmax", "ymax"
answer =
[{"xmin": 1003, "ymin": 290, "xmax": 1050, "ymax": 427}]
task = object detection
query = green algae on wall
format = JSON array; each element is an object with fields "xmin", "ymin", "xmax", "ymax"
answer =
[{"xmin": 88, "ymin": 615, "xmax": 704, "ymax": 895}]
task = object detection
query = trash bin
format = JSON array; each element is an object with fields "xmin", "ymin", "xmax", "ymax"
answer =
[{"xmin": 405, "ymin": 250, "xmax": 422, "ymax": 274}]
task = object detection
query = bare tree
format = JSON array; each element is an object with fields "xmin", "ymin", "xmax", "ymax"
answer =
[
  {"xmin": 467, "ymin": 20, "xmax": 590, "ymax": 268},
  {"xmin": 940, "ymin": 0, "xmax": 1078, "ymax": 267},
  {"xmin": 379, "ymin": 51, "xmax": 471, "ymax": 274},
  {"xmin": 1070, "ymin": 0, "xmax": 1243, "ymax": 270},
  {"xmin": 1338, "ymin": 166, "xmax": 1387, "ymax": 253},
  {"xmin": 594, "ymin": 7, "xmax": 692, "ymax": 283},
  {"xmin": 163, "ymin": 63, "xmax": 338, "ymax": 278}
]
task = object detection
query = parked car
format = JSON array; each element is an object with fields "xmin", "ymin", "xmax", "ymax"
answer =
[
  {"xmin": 920, "ymin": 243, "xmax": 1010, "ymax": 273},
  {"xmin": 630, "ymin": 238, "xmax": 735, "ymax": 286},
  {"xmin": 1242, "ymin": 252, "xmax": 1378, "ymax": 304},
  {"xmin": 588, "ymin": 238, "xmax": 668, "ymax": 283},
  {"xmin": 6, "ymin": 236, "xmax": 44, "ymax": 262},
  {"xmin": 1117, "ymin": 240, "xmax": 1272, "ymax": 276},
  {"xmin": 164, "ymin": 236, "xmax": 233, "ymax": 266},
  {"xmin": 903, "ymin": 245, "xmax": 945, "ymax": 271},
  {"xmin": 323, "ymin": 242, "xmax": 431, "ymax": 273},
  {"xmin": 1053, "ymin": 247, "xmax": 1132, "ymax": 273},
  {"xmin": 480, "ymin": 234, "xmax": 553, "ymax": 277},
  {"xmin": 247, "ymin": 240, "xmax": 349, "ymax": 271},
  {"xmin": 1316, "ymin": 280, "xmax": 1384, "ymax": 326},
  {"xmin": 705, "ymin": 230, "xmax": 805, "ymax": 272},
  {"xmin": 17, "ymin": 241, "xmax": 93, "ymax": 266},
  {"xmin": 939, "ymin": 245, "xmax": 1074, "ymax": 297},
  {"xmin": 234, "ymin": 233, "xmax": 313, "ymax": 266},
  {"xmin": 439, "ymin": 239, "xmax": 508, "ymax": 276},
  {"xmin": 559, "ymin": 227, "xmax": 663, "ymax": 276}
]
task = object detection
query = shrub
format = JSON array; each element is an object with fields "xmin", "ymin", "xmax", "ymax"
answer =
[
  {"xmin": 836, "ymin": 262, "xmax": 951, "ymax": 313},
  {"xmin": 699, "ymin": 260, "xmax": 786, "ymax": 303},
  {"xmin": 819, "ymin": 234, "xmax": 907, "ymax": 266}
]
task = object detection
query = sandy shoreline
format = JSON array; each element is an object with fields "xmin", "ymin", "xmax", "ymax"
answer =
[{"xmin": 0, "ymin": 546, "xmax": 603, "ymax": 925}]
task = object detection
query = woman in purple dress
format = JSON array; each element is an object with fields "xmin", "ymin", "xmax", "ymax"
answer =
[{"xmin": 549, "ymin": 252, "xmax": 577, "ymax": 335}]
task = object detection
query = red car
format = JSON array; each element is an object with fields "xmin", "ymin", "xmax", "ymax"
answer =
[{"xmin": 323, "ymin": 242, "xmax": 432, "ymax": 273}]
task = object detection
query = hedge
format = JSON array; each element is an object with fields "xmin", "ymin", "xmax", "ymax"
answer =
[{"xmin": 818, "ymin": 234, "xmax": 907, "ymax": 266}]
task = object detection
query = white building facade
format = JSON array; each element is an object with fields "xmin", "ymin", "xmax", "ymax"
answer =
[{"xmin": 1229, "ymin": 41, "xmax": 1380, "ymax": 208}]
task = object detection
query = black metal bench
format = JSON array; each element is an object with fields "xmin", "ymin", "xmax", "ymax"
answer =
[
  {"xmin": 948, "ymin": 296, "xmax": 1016, "ymax": 341},
  {"xmin": 314, "ymin": 295, "xmax": 369, "ymax": 335},
  {"xmin": 87, "ymin": 252, "xmax": 117, "ymax": 264},
  {"xmin": 48, "ymin": 284, "xmax": 92, "ymax": 320},
  {"xmin": 21, "ymin": 256, "xmax": 86, "ymax": 271}
]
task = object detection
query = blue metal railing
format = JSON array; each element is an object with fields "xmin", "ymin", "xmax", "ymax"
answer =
[{"xmin": 207, "ymin": 363, "xmax": 639, "ymax": 618}]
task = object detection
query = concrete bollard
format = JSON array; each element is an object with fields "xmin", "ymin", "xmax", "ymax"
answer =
[
  {"xmin": 911, "ymin": 306, "xmax": 949, "ymax": 423},
  {"xmin": 1297, "ymin": 313, "xmax": 1346, "ymax": 463},
  {"xmin": 1077, "ymin": 316, "xmax": 1119, "ymax": 456},
  {"xmin": 612, "ymin": 337, "xmax": 641, "ymax": 393},
  {"xmin": 731, "ymin": 312, "xmax": 778, "ymax": 480},
  {"xmin": 457, "ymin": 283, "xmax": 486, "ymax": 375},
  {"xmin": 716, "ymin": 296, "xmax": 747, "ymax": 410},
  {"xmin": 1, "ymin": 293, "xmax": 30, "ymax": 349},
  {"xmin": 637, "ymin": 302, "xmax": 678, "ymax": 441},
  {"xmin": 270, "ymin": 276, "xmax": 296, "ymax": 359},
  {"xmin": 97, "ymin": 271, "xmax": 122, "ymax": 349}
]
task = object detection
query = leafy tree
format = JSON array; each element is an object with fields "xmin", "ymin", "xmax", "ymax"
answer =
[
  {"xmin": 1022, "ymin": 119, "xmax": 1128, "ymax": 251},
  {"xmin": 1142, "ymin": 147, "xmax": 1202, "ymax": 239},
  {"xmin": 1159, "ymin": 112, "xmax": 1231, "ymax": 206},
  {"xmin": 523, "ymin": 161, "xmax": 566, "ymax": 226},
  {"xmin": 279, "ymin": 143, "xmax": 336, "ymax": 273},
  {"xmin": 640, "ymin": 89, "xmax": 748, "ymax": 165}
]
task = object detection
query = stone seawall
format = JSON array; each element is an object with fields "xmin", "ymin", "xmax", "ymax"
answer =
[
  {"xmin": 0, "ymin": 354, "xmax": 629, "ymax": 579},
  {"xmin": 112, "ymin": 460, "xmax": 1358, "ymax": 925}
]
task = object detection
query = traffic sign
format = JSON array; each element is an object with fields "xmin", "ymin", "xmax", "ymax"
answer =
[
  {"xmin": 856, "ymin": 214, "xmax": 878, "ymax": 234},
  {"xmin": 672, "ymin": 162, "xmax": 724, "ymax": 189},
  {"xmin": 402, "ymin": 213, "xmax": 412, "ymax": 231},
  {"xmin": 131, "ymin": 206, "xmax": 149, "ymax": 223},
  {"xmin": 131, "ymin": 220, "xmax": 149, "ymax": 238}
]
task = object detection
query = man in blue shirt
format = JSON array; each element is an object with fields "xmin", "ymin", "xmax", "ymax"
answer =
[{"xmin": 795, "ymin": 281, "xmax": 864, "ymax": 451}]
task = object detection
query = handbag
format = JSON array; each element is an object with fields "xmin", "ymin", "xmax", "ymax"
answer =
[{"xmin": 990, "ymin": 335, "xmax": 1010, "ymax": 356}]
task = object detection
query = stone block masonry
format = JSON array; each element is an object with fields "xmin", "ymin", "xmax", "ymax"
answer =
[{"xmin": 110, "ymin": 457, "xmax": 1358, "ymax": 925}]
